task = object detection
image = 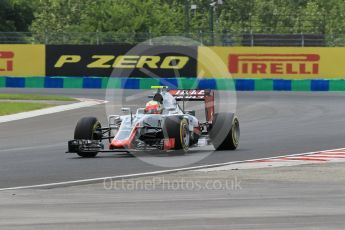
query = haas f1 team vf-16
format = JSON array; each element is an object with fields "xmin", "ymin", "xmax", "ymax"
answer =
[{"xmin": 67, "ymin": 87, "xmax": 240, "ymax": 157}]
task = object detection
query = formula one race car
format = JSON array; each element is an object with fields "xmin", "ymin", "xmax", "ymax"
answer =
[{"xmin": 67, "ymin": 86, "xmax": 240, "ymax": 157}]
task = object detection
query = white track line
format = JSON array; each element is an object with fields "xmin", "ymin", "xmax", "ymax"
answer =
[
  {"xmin": 1, "ymin": 147, "xmax": 344, "ymax": 191},
  {"xmin": 0, "ymin": 98, "xmax": 107, "ymax": 123},
  {"xmin": 197, "ymin": 148, "xmax": 345, "ymax": 172}
]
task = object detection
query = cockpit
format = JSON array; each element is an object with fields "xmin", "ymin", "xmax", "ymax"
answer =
[{"xmin": 155, "ymin": 91, "xmax": 183, "ymax": 115}]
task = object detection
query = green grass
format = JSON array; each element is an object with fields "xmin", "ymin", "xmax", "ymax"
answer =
[
  {"xmin": 0, "ymin": 94, "xmax": 76, "ymax": 101},
  {"xmin": 0, "ymin": 102, "xmax": 54, "ymax": 116}
]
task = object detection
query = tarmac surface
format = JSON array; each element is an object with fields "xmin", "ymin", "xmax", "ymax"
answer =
[
  {"xmin": 1, "ymin": 89, "xmax": 345, "ymax": 189},
  {"xmin": 1, "ymin": 162, "xmax": 344, "ymax": 229}
]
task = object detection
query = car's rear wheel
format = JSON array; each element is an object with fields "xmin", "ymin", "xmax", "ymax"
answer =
[
  {"xmin": 164, "ymin": 116, "xmax": 190, "ymax": 154},
  {"xmin": 74, "ymin": 117, "xmax": 101, "ymax": 158},
  {"xmin": 209, "ymin": 113, "xmax": 240, "ymax": 151}
]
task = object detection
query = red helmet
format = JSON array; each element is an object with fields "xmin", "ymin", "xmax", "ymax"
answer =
[{"xmin": 145, "ymin": 100, "xmax": 162, "ymax": 114}]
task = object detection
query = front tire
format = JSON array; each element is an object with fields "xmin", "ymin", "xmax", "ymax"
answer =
[
  {"xmin": 164, "ymin": 116, "xmax": 190, "ymax": 153},
  {"xmin": 74, "ymin": 117, "xmax": 101, "ymax": 158},
  {"xmin": 209, "ymin": 113, "xmax": 240, "ymax": 151}
]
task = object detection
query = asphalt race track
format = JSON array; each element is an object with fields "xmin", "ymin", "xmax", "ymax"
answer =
[{"xmin": 1, "ymin": 88, "xmax": 345, "ymax": 188}]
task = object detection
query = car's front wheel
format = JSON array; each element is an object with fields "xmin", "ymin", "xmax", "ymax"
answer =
[
  {"xmin": 74, "ymin": 117, "xmax": 101, "ymax": 158},
  {"xmin": 164, "ymin": 116, "xmax": 190, "ymax": 153}
]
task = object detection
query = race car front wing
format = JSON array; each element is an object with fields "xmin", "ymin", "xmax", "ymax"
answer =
[{"xmin": 67, "ymin": 139, "xmax": 130, "ymax": 153}]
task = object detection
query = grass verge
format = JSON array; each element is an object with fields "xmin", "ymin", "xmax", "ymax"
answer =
[
  {"xmin": 0, "ymin": 94, "xmax": 76, "ymax": 101},
  {"xmin": 0, "ymin": 102, "xmax": 53, "ymax": 116}
]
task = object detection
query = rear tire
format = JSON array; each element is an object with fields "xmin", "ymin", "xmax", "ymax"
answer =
[
  {"xmin": 209, "ymin": 113, "xmax": 240, "ymax": 151},
  {"xmin": 74, "ymin": 117, "xmax": 101, "ymax": 158},
  {"xmin": 164, "ymin": 116, "xmax": 190, "ymax": 154}
]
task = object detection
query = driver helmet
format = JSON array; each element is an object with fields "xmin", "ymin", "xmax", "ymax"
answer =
[{"xmin": 144, "ymin": 100, "xmax": 162, "ymax": 114}]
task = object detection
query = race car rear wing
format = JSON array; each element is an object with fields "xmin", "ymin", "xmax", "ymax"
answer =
[
  {"xmin": 168, "ymin": 89, "xmax": 212, "ymax": 101},
  {"xmin": 168, "ymin": 90, "xmax": 215, "ymax": 122}
]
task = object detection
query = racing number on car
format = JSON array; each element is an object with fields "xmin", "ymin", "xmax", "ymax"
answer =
[{"xmin": 0, "ymin": 51, "xmax": 14, "ymax": 71}]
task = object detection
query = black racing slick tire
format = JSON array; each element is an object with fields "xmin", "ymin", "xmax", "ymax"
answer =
[
  {"xmin": 74, "ymin": 117, "xmax": 101, "ymax": 158},
  {"xmin": 164, "ymin": 116, "xmax": 190, "ymax": 153},
  {"xmin": 209, "ymin": 113, "xmax": 240, "ymax": 151}
]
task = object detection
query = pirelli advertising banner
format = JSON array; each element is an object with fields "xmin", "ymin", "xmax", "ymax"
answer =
[
  {"xmin": 197, "ymin": 47, "xmax": 345, "ymax": 79},
  {"xmin": 0, "ymin": 45, "xmax": 45, "ymax": 76},
  {"xmin": 46, "ymin": 45, "xmax": 197, "ymax": 77},
  {"xmin": 4, "ymin": 44, "xmax": 345, "ymax": 79}
]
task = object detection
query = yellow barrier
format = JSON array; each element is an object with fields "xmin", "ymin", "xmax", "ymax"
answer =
[
  {"xmin": 3, "ymin": 45, "xmax": 345, "ymax": 79},
  {"xmin": 197, "ymin": 47, "xmax": 345, "ymax": 79},
  {"xmin": 0, "ymin": 45, "xmax": 45, "ymax": 76}
]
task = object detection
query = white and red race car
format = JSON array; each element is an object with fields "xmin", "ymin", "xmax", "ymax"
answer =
[{"xmin": 67, "ymin": 86, "xmax": 240, "ymax": 157}]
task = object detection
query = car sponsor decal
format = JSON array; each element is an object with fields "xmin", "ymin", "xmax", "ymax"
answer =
[{"xmin": 169, "ymin": 90, "xmax": 206, "ymax": 99}]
